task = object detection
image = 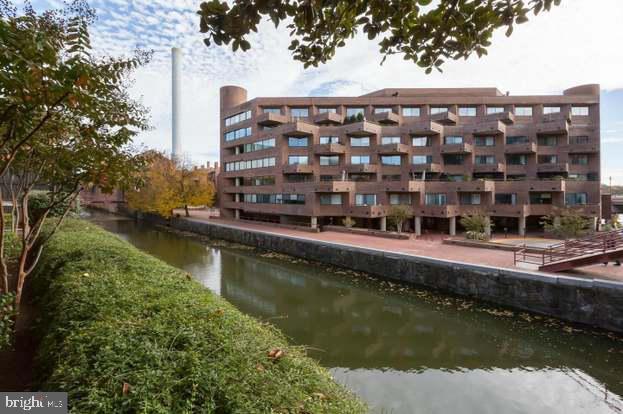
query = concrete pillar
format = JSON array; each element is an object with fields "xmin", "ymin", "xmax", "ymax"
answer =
[
  {"xmin": 311, "ymin": 216, "xmax": 318, "ymax": 230},
  {"xmin": 380, "ymin": 217, "xmax": 387, "ymax": 232},
  {"xmin": 484, "ymin": 217, "xmax": 492, "ymax": 239},
  {"xmin": 414, "ymin": 216, "xmax": 422, "ymax": 237},
  {"xmin": 592, "ymin": 216, "xmax": 599, "ymax": 232},
  {"xmin": 234, "ymin": 193, "xmax": 240, "ymax": 202},
  {"xmin": 519, "ymin": 216, "xmax": 526, "ymax": 237},
  {"xmin": 449, "ymin": 216, "xmax": 456, "ymax": 236},
  {"xmin": 234, "ymin": 209, "xmax": 240, "ymax": 219}
]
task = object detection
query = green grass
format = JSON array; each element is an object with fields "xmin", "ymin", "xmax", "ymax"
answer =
[{"xmin": 32, "ymin": 219, "xmax": 366, "ymax": 413}]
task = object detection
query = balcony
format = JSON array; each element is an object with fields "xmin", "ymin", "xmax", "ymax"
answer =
[
  {"xmin": 542, "ymin": 110, "xmax": 571, "ymax": 123},
  {"xmin": 377, "ymin": 143, "xmax": 410, "ymax": 154},
  {"xmin": 382, "ymin": 181, "xmax": 424, "ymax": 193},
  {"xmin": 282, "ymin": 164, "xmax": 314, "ymax": 174},
  {"xmin": 346, "ymin": 163, "xmax": 379, "ymax": 174},
  {"xmin": 418, "ymin": 205, "xmax": 460, "ymax": 218},
  {"xmin": 452, "ymin": 179, "xmax": 495, "ymax": 192},
  {"xmin": 526, "ymin": 204, "xmax": 557, "ymax": 217},
  {"xmin": 537, "ymin": 163, "xmax": 569, "ymax": 174},
  {"xmin": 314, "ymin": 112, "xmax": 344, "ymax": 125},
  {"xmin": 487, "ymin": 204, "xmax": 529, "ymax": 217},
  {"xmin": 347, "ymin": 205, "xmax": 388, "ymax": 218},
  {"xmin": 441, "ymin": 143, "xmax": 473, "ymax": 154},
  {"xmin": 567, "ymin": 143, "xmax": 599, "ymax": 153},
  {"xmin": 313, "ymin": 181, "xmax": 354, "ymax": 193},
  {"xmin": 371, "ymin": 111, "xmax": 401, "ymax": 125},
  {"xmin": 407, "ymin": 121, "xmax": 444, "ymax": 136},
  {"xmin": 504, "ymin": 142, "xmax": 537, "ymax": 154},
  {"xmin": 281, "ymin": 120, "xmax": 318, "ymax": 136},
  {"xmin": 430, "ymin": 111, "xmax": 458, "ymax": 125},
  {"xmin": 527, "ymin": 180, "xmax": 566, "ymax": 192},
  {"xmin": 224, "ymin": 201, "xmax": 310, "ymax": 216},
  {"xmin": 313, "ymin": 143, "xmax": 346, "ymax": 154},
  {"xmin": 536, "ymin": 119, "xmax": 569, "ymax": 135},
  {"xmin": 467, "ymin": 120, "xmax": 506, "ymax": 136},
  {"xmin": 473, "ymin": 162, "xmax": 506, "ymax": 174},
  {"xmin": 486, "ymin": 111, "xmax": 515, "ymax": 125},
  {"xmin": 256, "ymin": 112, "xmax": 288, "ymax": 126},
  {"xmin": 410, "ymin": 163, "xmax": 442, "ymax": 173},
  {"xmin": 343, "ymin": 120, "xmax": 382, "ymax": 137}
]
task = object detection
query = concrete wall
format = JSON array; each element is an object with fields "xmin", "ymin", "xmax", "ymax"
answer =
[{"xmin": 141, "ymin": 213, "xmax": 623, "ymax": 334}]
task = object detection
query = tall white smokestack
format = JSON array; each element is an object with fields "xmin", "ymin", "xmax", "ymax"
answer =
[{"xmin": 171, "ymin": 47, "xmax": 182, "ymax": 160}]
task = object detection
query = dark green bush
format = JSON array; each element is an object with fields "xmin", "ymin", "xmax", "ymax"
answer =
[
  {"xmin": 32, "ymin": 220, "xmax": 365, "ymax": 413},
  {"xmin": 28, "ymin": 191, "xmax": 78, "ymax": 222},
  {"xmin": 0, "ymin": 292, "xmax": 15, "ymax": 351}
]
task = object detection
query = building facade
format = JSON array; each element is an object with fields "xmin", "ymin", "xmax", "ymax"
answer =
[{"xmin": 218, "ymin": 84, "xmax": 601, "ymax": 235}]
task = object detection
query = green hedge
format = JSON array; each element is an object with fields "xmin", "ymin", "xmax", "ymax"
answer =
[{"xmin": 32, "ymin": 220, "xmax": 365, "ymax": 413}]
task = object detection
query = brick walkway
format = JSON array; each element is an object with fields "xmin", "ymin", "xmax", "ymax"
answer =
[{"xmin": 180, "ymin": 210, "xmax": 623, "ymax": 283}]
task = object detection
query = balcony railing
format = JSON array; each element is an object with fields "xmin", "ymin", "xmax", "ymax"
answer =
[
  {"xmin": 430, "ymin": 111, "xmax": 458, "ymax": 125},
  {"xmin": 282, "ymin": 164, "xmax": 314, "ymax": 174},
  {"xmin": 485, "ymin": 111, "xmax": 515, "ymax": 125},
  {"xmin": 466, "ymin": 120, "xmax": 506, "ymax": 136},
  {"xmin": 256, "ymin": 112, "xmax": 288, "ymax": 126},
  {"xmin": 346, "ymin": 163, "xmax": 379, "ymax": 173},
  {"xmin": 407, "ymin": 121, "xmax": 444, "ymax": 136},
  {"xmin": 504, "ymin": 142, "xmax": 537, "ymax": 154},
  {"xmin": 377, "ymin": 143, "xmax": 410, "ymax": 154},
  {"xmin": 371, "ymin": 111, "xmax": 401, "ymax": 125},
  {"xmin": 473, "ymin": 162, "xmax": 506, "ymax": 174},
  {"xmin": 313, "ymin": 112, "xmax": 344, "ymax": 125},
  {"xmin": 537, "ymin": 162, "xmax": 569, "ymax": 173},
  {"xmin": 313, "ymin": 143, "xmax": 346, "ymax": 154},
  {"xmin": 441, "ymin": 143, "xmax": 473, "ymax": 154}
]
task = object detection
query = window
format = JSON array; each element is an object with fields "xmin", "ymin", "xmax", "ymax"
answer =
[
  {"xmin": 506, "ymin": 154, "xmax": 528, "ymax": 165},
  {"xmin": 381, "ymin": 155, "xmax": 401, "ymax": 166},
  {"xmin": 425, "ymin": 193, "xmax": 447, "ymax": 206},
  {"xmin": 444, "ymin": 136, "xmax": 463, "ymax": 145},
  {"xmin": 350, "ymin": 137, "xmax": 370, "ymax": 147},
  {"xmin": 263, "ymin": 108, "xmax": 280, "ymax": 114},
  {"xmin": 430, "ymin": 107, "xmax": 448, "ymax": 115},
  {"xmin": 224, "ymin": 126, "xmax": 252, "ymax": 142},
  {"xmin": 243, "ymin": 194, "xmax": 305, "ymax": 205},
  {"xmin": 243, "ymin": 138, "xmax": 275, "ymax": 153},
  {"xmin": 383, "ymin": 174, "xmax": 402, "ymax": 181},
  {"xmin": 506, "ymin": 135, "xmax": 529, "ymax": 145},
  {"xmin": 290, "ymin": 107, "xmax": 309, "ymax": 118},
  {"xmin": 288, "ymin": 155, "xmax": 308, "ymax": 165},
  {"xmin": 318, "ymin": 107, "xmax": 337, "ymax": 114},
  {"xmin": 412, "ymin": 136, "xmax": 431, "ymax": 147},
  {"xmin": 225, "ymin": 110, "xmax": 252, "ymax": 127},
  {"xmin": 475, "ymin": 155, "xmax": 495, "ymax": 165},
  {"xmin": 459, "ymin": 107, "xmax": 476, "ymax": 116},
  {"xmin": 538, "ymin": 155, "xmax": 558, "ymax": 164},
  {"xmin": 537, "ymin": 136, "xmax": 558, "ymax": 146},
  {"xmin": 243, "ymin": 176, "xmax": 275, "ymax": 186},
  {"xmin": 495, "ymin": 193, "xmax": 517, "ymax": 205},
  {"xmin": 389, "ymin": 194, "xmax": 412, "ymax": 205},
  {"xmin": 486, "ymin": 106, "xmax": 504, "ymax": 115},
  {"xmin": 530, "ymin": 192, "xmax": 553, "ymax": 205},
  {"xmin": 412, "ymin": 155, "xmax": 432, "ymax": 165},
  {"xmin": 446, "ymin": 175, "xmax": 464, "ymax": 182},
  {"xmin": 320, "ymin": 194, "xmax": 342, "ymax": 205},
  {"xmin": 288, "ymin": 137, "xmax": 308, "ymax": 147},
  {"xmin": 351, "ymin": 155, "xmax": 370, "ymax": 165},
  {"xmin": 475, "ymin": 136, "xmax": 495, "ymax": 147},
  {"xmin": 346, "ymin": 107, "xmax": 365, "ymax": 117},
  {"xmin": 515, "ymin": 106, "xmax": 533, "ymax": 116},
  {"xmin": 319, "ymin": 136, "xmax": 339, "ymax": 144},
  {"xmin": 381, "ymin": 136, "xmax": 401, "ymax": 145},
  {"xmin": 402, "ymin": 107, "xmax": 420, "ymax": 117},
  {"xmin": 459, "ymin": 193, "xmax": 481, "ymax": 205},
  {"xmin": 543, "ymin": 106, "xmax": 561, "ymax": 114},
  {"xmin": 572, "ymin": 106, "xmax": 589, "ymax": 116},
  {"xmin": 374, "ymin": 107, "xmax": 392, "ymax": 114},
  {"xmin": 320, "ymin": 156, "xmax": 339, "ymax": 166},
  {"xmin": 355, "ymin": 194, "xmax": 377, "ymax": 206},
  {"xmin": 225, "ymin": 157, "xmax": 275, "ymax": 172},
  {"xmin": 443, "ymin": 154, "xmax": 464, "ymax": 165},
  {"xmin": 570, "ymin": 136, "xmax": 590, "ymax": 145},
  {"xmin": 566, "ymin": 192, "xmax": 588, "ymax": 205},
  {"xmin": 571, "ymin": 154, "xmax": 589, "ymax": 165}
]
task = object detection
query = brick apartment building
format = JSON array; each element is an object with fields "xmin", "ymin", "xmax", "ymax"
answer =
[{"xmin": 218, "ymin": 84, "xmax": 601, "ymax": 235}]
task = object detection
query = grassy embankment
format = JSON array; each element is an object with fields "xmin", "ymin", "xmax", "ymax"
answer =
[{"xmin": 31, "ymin": 219, "xmax": 366, "ymax": 413}]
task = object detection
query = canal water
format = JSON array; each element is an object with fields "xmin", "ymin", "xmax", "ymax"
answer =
[{"xmin": 86, "ymin": 212, "xmax": 623, "ymax": 414}]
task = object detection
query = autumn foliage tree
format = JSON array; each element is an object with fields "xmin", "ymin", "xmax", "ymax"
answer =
[{"xmin": 127, "ymin": 152, "xmax": 216, "ymax": 218}]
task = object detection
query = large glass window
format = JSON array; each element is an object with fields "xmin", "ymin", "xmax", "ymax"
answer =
[
  {"xmin": 402, "ymin": 107, "xmax": 420, "ymax": 117},
  {"xmin": 475, "ymin": 136, "xmax": 495, "ymax": 147},
  {"xmin": 530, "ymin": 192, "xmax": 553, "ymax": 204},
  {"xmin": 288, "ymin": 155, "xmax": 308, "ymax": 165},
  {"xmin": 412, "ymin": 155, "xmax": 432, "ymax": 165},
  {"xmin": 318, "ymin": 107, "xmax": 337, "ymax": 114},
  {"xmin": 381, "ymin": 136, "xmax": 401, "ymax": 145},
  {"xmin": 570, "ymin": 154, "xmax": 589, "ymax": 165},
  {"xmin": 243, "ymin": 176, "xmax": 275, "ymax": 186},
  {"xmin": 224, "ymin": 126, "xmax": 252, "ymax": 142},
  {"xmin": 290, "ymin": 107, "xmax": 309, "ymax": 118},
  {"xmin": 570, "ymin": 136, "xmax": 590, "ymax": 145},
  {"xmin": 444, "ymin": 136, "xmax": 463, "ymax": 145},
  {"xmin": 355, "ymin": 194, "xmax": 377, "ymax": 206},
  {"xmin": 262, "ymin": 108, "xmax": 280, "ymax": 114},
  {"xmin": 425, "ymin": 193, "xmax": 447, "ymax": 205},
  {"xmin": 443, "ymin": 154, "xmax": 464, "ymax": 165},
  {"xmin": 506, "ymin": 135, "xmax": 529, "ymax": 145},
  {"xmin": 225, "ymin": 110, "xmax": 252, "ymax": 127},
  {"xmin": 351, "ymin": 155, "xmax": 370, "ymax": 164},
  {"xmin": 537, "ymin": 136, "xmax": 558, "ymax": 146},
  {"xmin": 566, "ymin": 192, "xmax": 588, "ymax": 205},
  {"xmin": 243, "ymin": 193, "xmax": 305, "ymax": 205},
  {"xmin": 515, "ymin": 106, "xmax": 533, "ymax": 116},
  {"xmin": 350, "ymin": 137, "xmax": 370, "ymax": 147},
  {"xmin": 319, "ymin": 156, "xmax": 339, "ymax": 166},
  {"xmin": 346, "ymin": 107, "xmax": 365, "ymax": 117},
  {"xmin": 225, "ymin": 157, "xmax": 275, "ymax": 172},
  {"xmin": 538, "ymin": 155, "xmax": 558, "ymax": 164},
  {"xmin": 506, "ymin": 154, "xmax": 528, "ymax": 165},
  {"xmin": 430, "ymin": 107, "xmax": 448, "ymax": 115},
  {"xmin": 374, "ymin": 107, "xmax": 392, "ymax": 114},
  {"xmin": 572, "ymin": 106, "xmax": 589, "ymax": 116},
  {"xmin": 495, "ymin": 193, "xmax": 517, "ymax": 205},
  {"xmin": 459, "ymin": 107, "xmax": 476, "ymax": 116},
  {"xmin": 412, "ymin": 136, "xmax": 431, "ymax": 147},
  {"xmin": 459, "ymin": 193, "xmax": 481, "ymax": 205},
  {"xmin": 486, "ymin": 106, "xmax": 504, "ymax": 114},
  {"xmin": 243, "ymin": 138, "xmax": 275, "ymax": 153},
  {"xmin": 320, "ymin": 194, "xmax": 342, "ymax": 205},
  {"xmin": 288, "ymin": 137, "xmax": 308, "ymax": 147},
  {"xmin": 475, "ymin": 155, "xmax": 495, "ymax": 165},
  {"xmin": 381, "ymin": 155, "xmax": 401, "ymax": 166},
  {"xmin": 389, "ymin": 194, "xmax": 412, "ymax": 205},
  {"xmin": 319, "ymin": 136, "xmax": 339, "ymax": 144},
  {"xmin": 543, "ymin": 106, "xmax": 561, "ymax": 114}
]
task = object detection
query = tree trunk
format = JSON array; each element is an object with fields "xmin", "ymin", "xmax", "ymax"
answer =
[{"xmin": 184, "ymin": 204, "xmax": 190, "ymax": 217}]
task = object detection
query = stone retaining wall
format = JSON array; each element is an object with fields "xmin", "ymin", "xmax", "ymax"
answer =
[{"xmin": 141, "ymin": 213, "xmax": 623, "ymax": 334}]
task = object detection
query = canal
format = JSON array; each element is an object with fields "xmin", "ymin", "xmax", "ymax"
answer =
[{"xmin": 87, "ymin": 212, "xmax": 623, "ymax": 414}]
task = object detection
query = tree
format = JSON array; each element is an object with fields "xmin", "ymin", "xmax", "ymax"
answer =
[
  {"xmin": 0, "ymin": 1, "xmax": 150, "ymax": 311},
  {"xmin": 126, "ymin": 153, "xmax": 216, "ymax": 218},
  {"xmin": 197, "ymin": 0, "xmax": 561, "ymax": 71},
  {"xmin": 460, "ymin": 212, "xmax": 493, "ymax": 240},
  {"xmin": 541, "ymin": 209, "xmax": 593, "ymax": 239},
  {"xmin": 387, "ymin": 205, "xmax": 412, "ymax": 233}
]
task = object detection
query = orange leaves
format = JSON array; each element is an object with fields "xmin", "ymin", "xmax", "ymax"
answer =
[{"xmin": 267, "ymin": 348, "xmax": 285, "ymax": 361}]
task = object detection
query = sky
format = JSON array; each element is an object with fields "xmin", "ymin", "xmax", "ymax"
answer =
[{"xmin": 26, "ymin": 0, "xmax": 623, "ymax": 184}]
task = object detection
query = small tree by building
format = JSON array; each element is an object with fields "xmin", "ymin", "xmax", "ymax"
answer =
[
  {"xmin": 540, "ymin": 209, "xmax": 593, "ymax": 239},
  {"xmin": 460, "ymin": 213, "xmax": 493, "ymax": 241},
  {"xmin": 387, "ymin": 205, "xmax": 412, "ymax": 233}
]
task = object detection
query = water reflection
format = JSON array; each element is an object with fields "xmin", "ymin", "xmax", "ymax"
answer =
[{"xmin": 88, "ymin": 213, "xmax": 623, "ymax": 414}]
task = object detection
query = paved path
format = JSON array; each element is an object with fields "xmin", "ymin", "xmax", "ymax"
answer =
[{"xmin": 179, "ymin": 210, "xmax": 623, "ymax": 283}]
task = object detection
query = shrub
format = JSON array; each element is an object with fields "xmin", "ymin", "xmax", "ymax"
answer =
[
  {"xmin": 28, "ymin": 191, "xmax": 79, "ymax": 222},
  {"xmin": 342, "ymin": 217, "xmax": 356, "ymax": 228},
  {"xmin": 0, "ymin": 292, "xmax": 15, "ymax": 350},
  {"xmin": 460, "ymin": 213, "xmax": 493, "ymax": 240},
  {"xmin": 541, "ymin": 209, "xmax": 593, "ymax": 239},
  {"xmin": 32, "ymin": 220, "xmax": 365, "ymax": 413},
  {"xmin": 387, "ymin": 205, "xmax": 412, "ymax": 233}
]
